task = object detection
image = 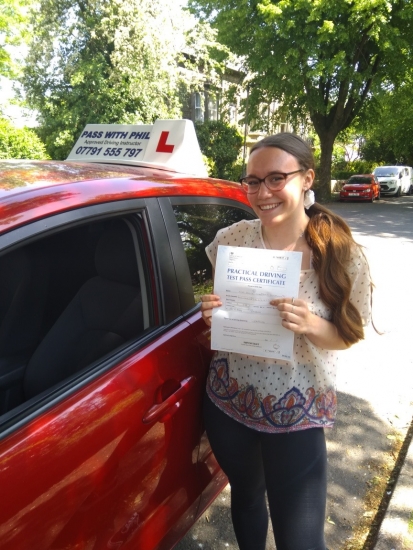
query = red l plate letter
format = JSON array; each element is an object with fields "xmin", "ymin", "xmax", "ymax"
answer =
[{"xmin": 156, "ymin": 131, "xmax": 175, "ymax": 153}]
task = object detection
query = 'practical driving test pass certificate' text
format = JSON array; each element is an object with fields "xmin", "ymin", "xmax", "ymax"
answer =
[{"xmin": 211, "ymin": 245, "xmax": 302, "ymax": 360}]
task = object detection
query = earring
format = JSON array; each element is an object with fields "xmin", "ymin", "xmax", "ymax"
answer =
[{"xmin": 303, "ymin": 189, "xmax": 315, "ymax": 210}]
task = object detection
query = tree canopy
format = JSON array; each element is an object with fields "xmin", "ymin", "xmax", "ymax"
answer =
[
  {"xmin": 0, "ymin": 0, "xmax": 28, "ymax": 78},
  {"xmin": 0, "ymin": 117, "xmax": 49, "ymax": 159},
  {"xmin": 360, "ymin": 70, "xmax": 413, "ymax": 166},
  {"xmin": 189, "ymin": 0, "xmax": 413, "ymax": 198},
  {"xmin": 21, "ymin": 0, "xmax": 219, "ymax": 159},
  {"xmin": 195, "ymin": 120, "xmax": 243, "ymax": 180}
]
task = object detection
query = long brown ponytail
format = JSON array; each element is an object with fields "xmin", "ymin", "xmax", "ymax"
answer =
[
  {"xmin": 305, "ymin": 202, "xmax": 364, "ymax": 345},
  {"xmin": 250, "ymin": 133, "xmax": 368, "ymax": 345}
]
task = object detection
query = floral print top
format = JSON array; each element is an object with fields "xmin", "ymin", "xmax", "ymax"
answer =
[{"xmin": 205, "ymin": 219, "xmax": 371, "ymax": 433}]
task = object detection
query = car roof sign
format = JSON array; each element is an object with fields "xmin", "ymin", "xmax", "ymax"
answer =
[{"xmin": 66, "ymin": 119, "xmax": 208, "ymax": 177}]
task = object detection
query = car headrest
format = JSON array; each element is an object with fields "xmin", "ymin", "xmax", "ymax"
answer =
[{"xmin": 94, "ymin": 220, "xmax": 141, "ymax": 287}]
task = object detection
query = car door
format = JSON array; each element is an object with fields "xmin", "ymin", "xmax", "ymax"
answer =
[
  {"xmin": 160, "ymin": 196, "xmax": 257, "ymax": 515},
  {"xmin": 0, "ymin": 198, "xmax": 205, "ymax": 550}
]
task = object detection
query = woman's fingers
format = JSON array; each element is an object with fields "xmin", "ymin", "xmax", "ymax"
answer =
[
  {"xmin": 270, "ymin": 298, "xmax": 310, "ymax": 333},
  {"xmin": 270, "ymin": 297, "xmax": 300, "ymax": 315},
  {"xmin": 200, "ymin": 294, "xmax": 222, "ymax": 326},
  {"xmin": 200, "ymin": 294, "xmax": 222, "ymax": 309}
]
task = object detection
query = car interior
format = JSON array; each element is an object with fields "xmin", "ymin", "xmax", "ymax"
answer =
[
  {"xmin": 0, "ymin": 214, "xmax": 151, "ymax": 417},
  {"xmin": 347, "ymin": 176, "xmax": 374, "ymax": 184}
]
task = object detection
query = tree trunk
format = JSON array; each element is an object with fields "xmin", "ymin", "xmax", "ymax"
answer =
[{"xmin": 315, "ymin": 132, "xmax": 336, "ymax": 203}]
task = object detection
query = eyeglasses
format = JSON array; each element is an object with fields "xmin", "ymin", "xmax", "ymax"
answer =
[{"xmin": 239, "ymin": 169, "xmax": 304, "ymax": 194}]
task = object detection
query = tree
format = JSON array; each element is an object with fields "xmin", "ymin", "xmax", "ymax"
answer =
[
  {"xmin": 0, "ymin": 117, "xmax": 49, "ymax": 158},
  {"xmin": 0, "ymin": 0, "xmax": 28, "ymax": 78},
  {"xmin": 188, "ymin": 0, "xmax": 413, "ymax": 199},
  {"xmin": 21, "ymin": 0, "xmax": 219, "ymax": 159},
  {"xmin": 195, "ymin": 120, "xmax": 243, "ymax": 180},
  {"xmin": 360, "ymin": 72, "xmax": 413, "ymax": 166}
]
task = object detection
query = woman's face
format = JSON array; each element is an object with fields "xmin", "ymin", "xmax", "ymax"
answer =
[{"xmin": 246, "ymin": 146, "xmax": 314, "ymax": 228}]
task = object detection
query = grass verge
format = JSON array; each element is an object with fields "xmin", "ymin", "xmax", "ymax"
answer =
[{"xmin": 342, "ymin": 417, "xmax": 413, "ymax": 549}]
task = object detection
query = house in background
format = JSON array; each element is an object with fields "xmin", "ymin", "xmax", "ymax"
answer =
[
  {"xmin": 180, "ymin": 55, "xmax": 242, "ymax": 126},
  {"xmin": 180, "ymin": 58, "xmax": 294, "ymax": 164}
]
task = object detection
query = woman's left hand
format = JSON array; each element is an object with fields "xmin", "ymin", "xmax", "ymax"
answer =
[
  {"xmin": 270, "ymin": 297, "xmax": 314, "ymax": 335},
  {"xmin": 270, "ymin": 297, "xmax": 350, "ymax": 350}
]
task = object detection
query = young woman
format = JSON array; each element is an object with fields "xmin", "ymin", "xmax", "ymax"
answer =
[{"xmin": 200, "ymin": 133, "xmax": 372, "ymax": 550}]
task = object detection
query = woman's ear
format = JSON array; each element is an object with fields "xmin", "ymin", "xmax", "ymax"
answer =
[{"xmin": 303, "ymin": 169, "xmax": 315, "ymax": 191}]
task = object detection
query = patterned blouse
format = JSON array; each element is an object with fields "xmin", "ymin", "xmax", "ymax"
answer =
[{"xmin": 205, "ymin": 219, "xmax": 371, "ymax": 433}]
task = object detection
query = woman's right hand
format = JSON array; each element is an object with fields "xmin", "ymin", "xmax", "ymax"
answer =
[{"xmin": 200, "ymin": 294, "xmax": 222, "ymax": 327}]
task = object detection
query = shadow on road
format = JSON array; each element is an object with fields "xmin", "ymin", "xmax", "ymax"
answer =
[
  {"xmin": 175, "ymin": 392, "xmax": 399, "ymax": 550},
  {"xmin": 327, "ymin": 197, "xmax": 413, "ymax": 243},
  {"xmin": 325, "ymin": 391, "xmax": 398, "ymax": 549}
]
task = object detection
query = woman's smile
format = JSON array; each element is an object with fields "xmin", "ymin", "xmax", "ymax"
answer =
[{"xmin": 259, "ymin": 201, "xmax": 282, "ymax": 211}]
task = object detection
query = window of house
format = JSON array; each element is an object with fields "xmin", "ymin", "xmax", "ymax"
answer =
[
  {"xmin": 207, "ymin": 95, "xmax": 219, "ymax": 121},
  {"xmin": 193, "ymin": 92, "xmax": 204, "ymax": 122},
  {"xmin": 229, "ymin": 104, "xmax": 237, "ymax": 125}
]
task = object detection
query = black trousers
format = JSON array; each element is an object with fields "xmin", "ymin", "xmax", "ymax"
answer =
[{"xmin": 204, "ymin": 394, "xmax": 327, "ymax": 550}]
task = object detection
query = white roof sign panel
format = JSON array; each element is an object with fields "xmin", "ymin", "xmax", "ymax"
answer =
[{"xmin": 66, "ymin": 119, "xmax": 208, "ymax": 177}]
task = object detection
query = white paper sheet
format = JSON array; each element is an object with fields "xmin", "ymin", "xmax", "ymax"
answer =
[{"xmin": 211, "ymin": 245, "xmax": 302, "ymax": 360}]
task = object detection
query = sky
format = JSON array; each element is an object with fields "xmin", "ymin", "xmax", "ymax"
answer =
[
  {"xmin": 1, "ymin": 76, "xmax": 37, "ymax": 127},
  {"xmin": 1, "ymin": 38, "xmax": 37, "ymax": 127}
]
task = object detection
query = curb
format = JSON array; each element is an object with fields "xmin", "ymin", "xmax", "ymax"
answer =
[{"xmin": 373, "ymin": 421, "xmax": 413, "ymax": 549}]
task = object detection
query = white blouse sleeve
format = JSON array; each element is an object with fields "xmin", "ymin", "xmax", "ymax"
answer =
[{"xmin": 348, "ymin": 247, "xmax": 372, "ymax": 327}]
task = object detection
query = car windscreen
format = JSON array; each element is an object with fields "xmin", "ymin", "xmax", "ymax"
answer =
[
  {"xmin": 348, "ymin": 177, "xmax": 372, "ymax": 184},
  {"xmin": 374, "ymin": 167, "xmax": 398, "ymax": 177}
]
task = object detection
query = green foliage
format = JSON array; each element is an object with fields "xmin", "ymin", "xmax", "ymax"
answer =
[
  {"xmin": 227, "ymin": 158, "xmax": 244, "ymax": 182},
  {"xmin": 0, "ymin": 0, "xmax": 29, "ymax": 78},
  {"xmin": 195, "ymin": 120, "xmax": 243, "ymax": 180},
  {"xmin": 328, "ymin": 128, "xmax": 376, "ymax": 178},
  {"xmin": 193, "ymin": 280, "xmax": 213, "ymax": 303},
  {"xmin": 360, "ymin": 72, "xmax": 413, "ymax": 166},
  {"xmin": 330, "ymin": 154, "xmax": 377, "ymax": 192},
  {"xmin": 21, "ymin": 0, "xmax": 221, "ymax": 159},
  {"xmin": 202, "ymin": 153, "xmax": 216, "ymax": 177},
  {"xmin": 332, "ymin": 161, "xmax": 377, "ymax": 182},
  {"xmin": 173, "ymin": 203, "xmax": 255, "ymax": 290},
  {"xmin": 360, "ymin": 137, "xmax": 399, "ymax": 166},
  {"xmin": 189, "ymin": 0, "xmax": 413, "ymax": 197},
  {"xmin": 0, "ymin": 117, "xmax": 49, "ymax": 159}
]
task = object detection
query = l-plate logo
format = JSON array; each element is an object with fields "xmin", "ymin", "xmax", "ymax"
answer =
[{"xmin": 156, "ymin": 131, "xmax": 175, "ymax": 153}]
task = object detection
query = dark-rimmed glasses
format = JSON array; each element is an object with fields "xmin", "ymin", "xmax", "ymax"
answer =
[{"xmin": 239, "ymin": 169, "xmax": 304, "ymax": 194}]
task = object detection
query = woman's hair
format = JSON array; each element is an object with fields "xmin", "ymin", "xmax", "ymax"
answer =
[{"xmin": 251, "ymin": 133, "xmax": 367, "ymax": 346}]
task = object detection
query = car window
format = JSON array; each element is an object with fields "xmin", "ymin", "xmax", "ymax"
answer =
[
  {"xmin": 0, "ymin": 213, "xmax": 154, "ymax": 417},
  {"xmin": 172, "ymin": 203, "xmax": 256, "ymax": 302},
  {"xmin": 348, "ymin": 177, "xmax": 372, "ymax": 184},
  {"xmin": 374, "ymin": 167, "xmax": 397, "ymax": 177}
]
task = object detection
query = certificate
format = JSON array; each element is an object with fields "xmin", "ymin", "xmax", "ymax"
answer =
[{"xmin": 211, "ymin": 245, "xmax": 302, "ymax": 360}]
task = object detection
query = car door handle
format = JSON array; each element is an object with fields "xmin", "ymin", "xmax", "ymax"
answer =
[{"xmin": 142, "ymin": 376, "xmax": 196, "ymax": 424}]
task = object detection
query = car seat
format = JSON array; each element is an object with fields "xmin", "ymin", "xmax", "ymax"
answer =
[
  {"xmin": 0, "ymin": 247, "xmax": 49, "ymax": 412},
  {"xmin": 23, "ymin": 219, "xmax": 144, "ymax": 400}
]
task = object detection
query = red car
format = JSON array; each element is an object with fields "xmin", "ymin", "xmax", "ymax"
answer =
[
  {"xmin": 0, "ymin": 121, "xmax": 255, "ymax": 550},
  {"xmin": 339, "ymin": 174, "xmax": 381, "ymax": 202}
]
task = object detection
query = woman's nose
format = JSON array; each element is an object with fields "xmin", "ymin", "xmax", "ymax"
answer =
[{"xmin": 257, "ymin": 181, "xmax": 273, "ymax": 198}]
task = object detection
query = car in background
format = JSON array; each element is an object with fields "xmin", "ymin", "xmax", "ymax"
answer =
[
  {"xmin": 373, "ymin": 165, "xmax": 413, "ymax": 197},
  {"xmin": 0, "ymin": 120, "xmax": 255, "ymax": 550},
  {"xmin": 339, "ymin": 174, "xmax": 380, "ymax": 202}
]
